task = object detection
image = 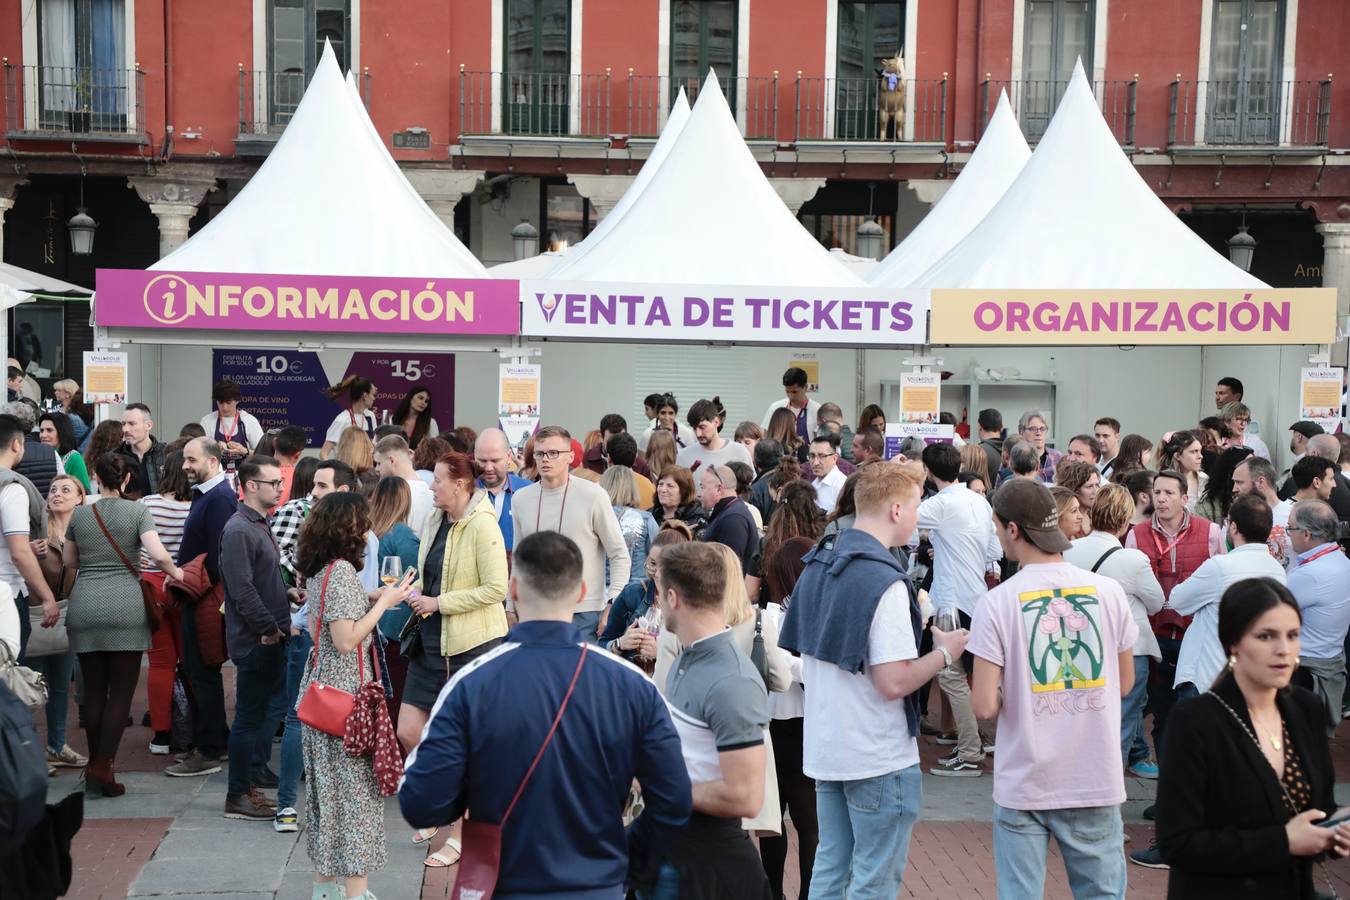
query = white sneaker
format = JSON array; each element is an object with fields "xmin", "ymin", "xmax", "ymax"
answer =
[
  {"xmin": 274, "ymin": 807, "xmax": 299, "ymax": 833},
  {"xmin": 148, "ymin": 740, "xmax": 171, "ymax": 755}
]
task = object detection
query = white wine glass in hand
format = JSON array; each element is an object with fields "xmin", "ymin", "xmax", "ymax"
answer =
[{"xmin": 380, "ymin": 556, "xmax": 402, "ymax": 587}]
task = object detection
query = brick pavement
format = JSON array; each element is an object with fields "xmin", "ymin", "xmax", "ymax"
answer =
[{"xmin": 42, "ymin": 665, "xmax": 1350, "ymax": 898}]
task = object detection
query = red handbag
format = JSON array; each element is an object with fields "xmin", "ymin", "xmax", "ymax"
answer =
[
  {"xmin": 297, "ymin": 563, "xmax": 367, "ymax": 738},
  {"xmin": 91, "ymin": 503, "xmax": 164, "ymax": 631},
  {"xmin": 453, "ymin": 644, "xmax": 588, "ymax": 900}
]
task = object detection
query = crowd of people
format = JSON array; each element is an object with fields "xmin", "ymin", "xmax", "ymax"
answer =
[{"xmin": 3, "ymin": 367, "xmax": 1350, "ymax": 900}]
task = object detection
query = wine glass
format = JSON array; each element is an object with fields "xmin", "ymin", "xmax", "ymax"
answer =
[
  {"xmin": 380, "ymin": 556, "xmax": 402, "ymax": 587},
  {"xmin": 934, "ymin": 607, "xmax": 961, "ymax": 669}
]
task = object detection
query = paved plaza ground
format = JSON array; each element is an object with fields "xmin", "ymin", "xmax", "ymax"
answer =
[{"xmin": 43, "ymin": 667, "xmax": 1350, "ymax": 899}]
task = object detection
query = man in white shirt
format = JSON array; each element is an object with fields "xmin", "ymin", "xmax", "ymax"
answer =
[
  {"xmin": 1170, "ymin": 494, "xmax": 1286, "ymax": 704},
  {"xmin": 373, "ymin": 434, "xmax": 433, "ymax": 535},
  {"xmin": 1094, "ymin": 417, "xmax": 1122, "ymax": 478},
  {"xmin": 676, "ymin": 398, "xmax": 752, "ymax": 472},
  {"xmin": 759, "ymin": 367, "xmax": 820, "ymax": 442},
  {"xmin": 779, "ymin": 463, "xmax": 968, "ymax": 899},
  {"xmin": 0, "ymin": 414, "xmax": 57, "ymax": 658},
  {"xmin": 914, "ymin": 443, "xmax": 1002, "ymax": 776},
  {"xmin": 1232, "ymin": 456, "xmax": 1293, "ymax": 566},
  {"xmin": 808, "ymin": 434, "xmax": 847, "ymax": 514}
]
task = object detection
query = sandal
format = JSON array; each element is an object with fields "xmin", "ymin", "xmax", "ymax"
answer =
[
  {"xmin": 411, "ymin": 826, "xmax": 439, "ymax": 845},
  {"xmin": 424, "ymin": 837, "xmax": 462, "ymax": 868}
]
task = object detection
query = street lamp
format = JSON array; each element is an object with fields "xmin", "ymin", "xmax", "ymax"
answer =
[
  {"xmin": 856, "ymin": 218, "xmax": 885, "ymax": 261},
  {"xmin": 68, "ymin": 173, "xmax": 97, "ymax": 256},
  {"xmin": 1227, "ymin": 215, "xmax": 1256, "ymax": 273},
  {"xmin": 511, "ymin": 219, "xmax": 538, "ymax": 261},
  {"xmin": 67, "ymin": 209, "xmax": 98, "ymax": 256}
]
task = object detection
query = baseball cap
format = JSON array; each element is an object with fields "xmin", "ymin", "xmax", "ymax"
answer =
[
  {"xmin": 1289, "ymin": 421, "xmax": 1325, "ymax": 439},
  {"xmin": 991, "ymin": 479, "xmax": 1072, "ymax": 554}
]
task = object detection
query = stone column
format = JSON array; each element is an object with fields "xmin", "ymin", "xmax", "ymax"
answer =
[
  {"xmin": 127, "ymin": 172, "xmax": 219, "ymax": 259},
  {"xmin": 0, "ymin": 176, "xmax": 28, "ymax": 259},
  {"xmin": 767, "ymin": 177, "xmax": 827, "ymax": 215},
  {"xmin": 404, "ymin": 169, "xmax": 486, "ymax": 232},
  {"xmin": 567, "ymin": 174, "xmax": 636, "ymax": 221},
  {"xmin": 1316, "ymin": 220, "xmax": 1350, "ymax": 367}
]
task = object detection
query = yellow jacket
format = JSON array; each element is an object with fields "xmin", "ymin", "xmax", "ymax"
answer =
[{"xmin": 416, "ymin": 490, "xmax": 509, "ymax": 658}]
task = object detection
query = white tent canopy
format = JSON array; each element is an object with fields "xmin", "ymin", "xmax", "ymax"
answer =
[
  {"xmin": 154, "ymin": 43, "xmax": 485, "ymax": 277},
  {"xmin": 549, "ymin": 71, "xmax": 864, "ymax": 287},
  {"xmin": 869, "ymin": 91, "xmax": 1030, "ymax": 287},
  {"xmin": 499, "ymin": 90, "xmax": 691, "ymax": 278},
  {"xmin": 0, "ymin": 261, "xmax": 91, "ymax": 299},
  {"xmin": 910, "ymin": 61, "xmax": 1266, "ymax": 291}
]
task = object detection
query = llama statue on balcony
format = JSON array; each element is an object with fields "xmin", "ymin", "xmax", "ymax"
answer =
[{"xmin": 878, "ymin": 51, "xmax": 905, "ymax": 141}]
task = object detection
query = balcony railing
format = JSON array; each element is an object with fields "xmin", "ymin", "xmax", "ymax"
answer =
[
  {"xmin": 1168, "ymin": 79, "xmax": 1331, "ymax": 148},
  {"xmin": 625, "ymin": 73, "xmax": 779, "ymax": 139},
  {"xmin": 979, "ymin": 78, "xmax": 1136, "ymax": 145},
  {"xmin": 793, "ymin": 75, "xmax": 947, "ymax": 143},
  {"xmin": 3, "ymin": 63, "xmax": 145, "ymax": 140},
  {"xmin": 459, "ymin": 70, "xmax": 614, "ymax": 138},
  {"xmin": 238, "ymin": 67, "xmax": 372, "ymax": 137}
]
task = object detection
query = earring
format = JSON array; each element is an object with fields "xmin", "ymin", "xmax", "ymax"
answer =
[
  {"xmin": 1228, "ymin": 654, "xmax": 1237, "ymax": 670},
  {"xmin": 1295, "ymin": 657, "xmax": 1301, "ymax": 670}
]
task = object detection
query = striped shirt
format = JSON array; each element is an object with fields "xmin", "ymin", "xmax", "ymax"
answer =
[{"xmin": 140, "ymin": 494, "xmax": 192, "ymax": 571}]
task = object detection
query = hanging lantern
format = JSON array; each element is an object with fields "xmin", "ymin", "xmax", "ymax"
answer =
[{"xmin": 511, "ymin": 219, "xmax": 539, "ymax": 261}]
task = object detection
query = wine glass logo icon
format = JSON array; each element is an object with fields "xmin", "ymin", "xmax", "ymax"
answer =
[
  {"xmin": 535, "ymin": 293, "xmax": 560, "ymax": 323},
  {"xmin": 141, "ymin": 274, "xmax": 193, "ymax": 326}
]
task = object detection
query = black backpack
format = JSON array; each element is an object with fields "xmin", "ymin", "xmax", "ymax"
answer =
[{"xmin": 0, "ymin": 680, "xmax": 47, "ymax": 855}]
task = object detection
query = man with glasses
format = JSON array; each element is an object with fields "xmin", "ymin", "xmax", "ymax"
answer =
[
  {"xmin": 513, "ymin": 426, "xmax": 630, "ymax": 642},
  {"xmin": 809, "ymin": 433, "xmax": 847, "ymax": 514},
  {"xmin": 698, "ymin": 464, "xmax": 759, "ymax": 569},
  {"xmin": 219, "ymin": 455, "xmax": 294, "ymax": 821},
  {"xmin": 1286, "ymin": 500, "xmax": 1350, "ymax": 736}
]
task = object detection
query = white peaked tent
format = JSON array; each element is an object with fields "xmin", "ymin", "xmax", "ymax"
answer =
[
  {"xmin": 494, "ymin": 90, "xmax": 691, "ymax": 277},
  {"xmin": 549, "ymin": 71, "xmax": 864, "ymax": 286},
  {"xmin": 154, "ymin": 43, "xmax": 486, "ymax": 276},
  {"xmin": 910, "ymin": 61, "xmax": 1266, "ymax": 291},
  {"xmin": 869, "ymin": 91, "xmax": 1030, "ymax": 287}
]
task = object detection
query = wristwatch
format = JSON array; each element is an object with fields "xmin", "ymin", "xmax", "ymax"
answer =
[{"xmin": 936, "ymin": 646, "xmax": 954, "ymax": 668}]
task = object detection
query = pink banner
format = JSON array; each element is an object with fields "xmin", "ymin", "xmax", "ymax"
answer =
[{"xmin": 95, "ymin": 269, "xmax": 520, "ymax": 336}]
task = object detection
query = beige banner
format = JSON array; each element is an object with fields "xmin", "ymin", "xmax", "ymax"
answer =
[{"xmin": 930, "ymin": 289, "xmax": 1337, "ymax": 346}]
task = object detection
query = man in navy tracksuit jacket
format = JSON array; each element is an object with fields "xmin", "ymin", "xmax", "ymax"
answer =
[{"xmin": 399, "ymin": 532, "xmax": 691, "ymax": 900}]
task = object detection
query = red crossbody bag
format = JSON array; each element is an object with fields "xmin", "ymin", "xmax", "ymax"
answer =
[
  {"xmin": 453, "ymin": 644, "xmax": 588, "ymax": 900},
  {"xmin": 297, "ymin": 562, "xmax": 379, "ymax": 737}
]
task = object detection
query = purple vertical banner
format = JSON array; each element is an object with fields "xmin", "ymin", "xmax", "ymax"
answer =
[
  {"xmin": 212, "ymin": 349, "xmax": 340, "ymax": 449},
  {"xmin": 343, "ymin": 353, "xmax": 455, "ymax": 435}
]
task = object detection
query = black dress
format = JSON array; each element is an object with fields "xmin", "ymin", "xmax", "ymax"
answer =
[{"xmin": 1157, "ymin": 676, "xmax": 1339, "ymax": 899}]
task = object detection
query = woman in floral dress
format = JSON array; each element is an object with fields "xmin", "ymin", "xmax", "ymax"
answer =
[{"xmin": 295, "ymin": 492, "xmax": 412, "ymax": 900}]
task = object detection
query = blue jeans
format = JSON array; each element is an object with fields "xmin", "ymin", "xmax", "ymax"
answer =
[
  {"xmin": 641, "ymin": 862, "xmax": 681, "ymax": 900},
  {"xmin": 1121, "ymin": 655, "xmax": 1151, "ymax": 765},
  {"xmin": 573, "ymin": 610, "xmax": 602, "ymax": 645},
  {"xmin": 811, "ymin": 765, "xmax": 922, "ymax": 900},
  {"xmin": 181, "ymin": 608, "xmax": 228, "ymax": 757},
  {"xmin": 993, "ymin": 804, "xmax": 1126, "ymax": 900},
  {"xmin": 226, "ymin": 641, "xmax": 286, "ymax": 797},
  {"xmin": 28, "ymin": 650, "xmax": 74, "ymax": 752},
  {"xmin": 277, "ymin": 628, "xmax": 312, "ymax": 811}
]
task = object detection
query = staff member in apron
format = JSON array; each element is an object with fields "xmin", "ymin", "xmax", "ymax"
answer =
[
  {"xmin": 321, "ymin": 376, "xmax": 378, "ymax": 459},
  {"xmin": 200, "ymin": 380, "xmax": 264, "ymax": 479}
]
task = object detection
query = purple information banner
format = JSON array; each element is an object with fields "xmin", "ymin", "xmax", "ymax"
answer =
[
  {"xmin": 96, "ymin": 269, "xmax": 520, "ymax": 336},
  {"xmin": 344, "ymin": 352, "xmax": 455, "ymax": 436}
]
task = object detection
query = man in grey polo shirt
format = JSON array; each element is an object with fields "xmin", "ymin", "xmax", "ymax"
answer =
[{"xmin": 640, "ymin": 542, "xmax": 771, "ymax": 900}]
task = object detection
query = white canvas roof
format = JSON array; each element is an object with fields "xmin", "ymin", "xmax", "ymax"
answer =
[
  {"xmin": 0, "ymin": 261, "xmax": 90, "ymax": 299},
  {"xmin": 154, "ymin": 43, "xmax": 485, "ymax": 277},
  {"xmin": 869, "ymin": 91, "xmax": 1029, "ymax": 287},
  {"xmin": 499, "ymin": 90, "xmax": 690, "ymax": 278},
  {"xmin": 910, "ymin": 61, "xmax": 1266, "ymax": 291},
  {"xmin": 549, "ymin": 71, "xmax": 864, "ymax": 287}
]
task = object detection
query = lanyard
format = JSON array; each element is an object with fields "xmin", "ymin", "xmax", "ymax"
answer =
[
  {"xmin": 218, "ymin": 414, "xmax": 238, "ymax": 445},
  {"xmin": 348, "ymin": 408, "xmax": 373, "ymax": 437},
  {"xmin": 536, "ymin": 477, "xmax": 570, "ymax": 533},
  {"xmin": 1149, "ymin": 518, "xmax": 1189, "ymax": 569},
  {"xmin": 1298, "ymin": 545, "xmax": 1341, "ymax": 567}
]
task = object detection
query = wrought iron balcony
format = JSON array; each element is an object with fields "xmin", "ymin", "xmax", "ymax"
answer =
[
  {"xmin": 3, "ymin": 63, "xmax": 146, "ymax": 142},
  {"xmin": 238, "ymin": 67, "xmax": 372, "ymax": 139},
  {"xmin": 1168, "ymin": 79, "xmax": 1331, "ymax": 148},
  {"xmin": 458, "ymin": 69, "xmax": 616, "ymax": 138},
  {"xmin": 793, "ymin": 74, "xmax": 947, "ymax": 143},
  {"xmin": 978, "ymin": 78, "xmax": 1137, "ymax": 145},
  {"xmin": 624, "ymin": 73, "xmax": 780, "ymax": 139}
]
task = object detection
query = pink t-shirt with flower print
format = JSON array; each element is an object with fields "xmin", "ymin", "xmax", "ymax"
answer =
[{"xmin": 968, "ymin": 561, "xmax": 1139, "ymax": 811}]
